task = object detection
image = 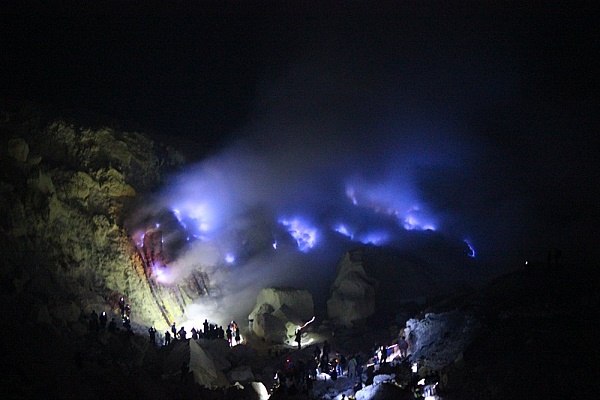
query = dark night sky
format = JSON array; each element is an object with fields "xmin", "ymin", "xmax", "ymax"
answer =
[{"xmin": 1, "ymin": 2, "xmax": 599, "ymax": 268}]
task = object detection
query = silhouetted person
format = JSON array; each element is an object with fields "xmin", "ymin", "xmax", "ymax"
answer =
[
  {"xmin": 322, "ymin": 340, "xmax": 330, "ymax": 360},
  {"xmin": 356, "ymin": 354, "xmax": 363, "ymax": 382},
  {"xmin": 339, "ymin": 355, "xmax": 347, "ymax": 376},
  {"xmin": 89, "ymin": 310, "xmax": 99, "ymax": 332},
  {"xmin": 398, "ymin": 337, "xmax": 408, "ymax": 359},
  {"xmin": 191, "ymin": 327, "xmax": 198, "ymax": 340},
  {"xmin": 99, "ymin": 311, "xmax": 107, "ymax": 330},
  {"xmin": 235, "ymin": 325, "xmax": 241, "ymax": 345},
  {"xmin": 295, "ymin": 328, "xmax": 302, "ymax": 349},
  {"xmin": 148, "ymin": 326, "xmax": 156, "ymax": 343},
  {"xmin": 118, "ymin": 296, "xmax": 125, "ymax": 317},
  {"xmin": 226, "ymin": 326, "xmax": 233, "ymax": 346},
  {"xmin": 347, "ymin": 356, "xmax": 357, "ymax": 381},
  {"xmin": 380, "ymin": 345, "xmax": 387, "ymax": 364},
  {"xmin": 313, "ymin": 345, "xmax": 321, "ymax": 360},
  {"xmin": 178, "ymin": 326, "xmax": 187, "ymax": 340},
  {"xmin": 171, "ymin": 322, "xmax": 177, "ymax": 339},
  {"xmin": 203, "ymin": 319, "xmax": 209, "ymax": 335},
  {"xmin": 164, "ymin": 330, "xmax": 171, "ymax": 346},
  {"xmin": 108, "ymin": 318, "xmax": 117, "ymax": 333}
]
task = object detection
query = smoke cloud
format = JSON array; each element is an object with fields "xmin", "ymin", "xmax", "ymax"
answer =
[{"xmin": 124, "ymin": 15, "xmax": 596, "ymax": 327}]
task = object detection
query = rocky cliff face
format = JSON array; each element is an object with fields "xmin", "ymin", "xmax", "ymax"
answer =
[{"xmin": 0, "ymin": 115, "xmax": 204, "ymax": 333}]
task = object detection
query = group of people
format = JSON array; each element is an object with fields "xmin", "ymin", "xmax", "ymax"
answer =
[
  {"xmin": 160, "ymin": 319, "xmax": 242, "ymax": 347},
  {"xmin": 88, "ymin": 295, "xmax": 133, "ymax": 335},
  {"xmin": 272, "ymin": 343, "xmax": 366, "ymax": 398}
]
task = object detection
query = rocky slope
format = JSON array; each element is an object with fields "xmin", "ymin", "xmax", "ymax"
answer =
[{"xmin": 0, "ymin": 112, "xmax": 201, "ymax": 335}]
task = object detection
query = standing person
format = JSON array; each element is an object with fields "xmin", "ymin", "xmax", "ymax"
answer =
[
  {"xmin": 118, "ymin": 296, "xmax": 125, "ymax": 318},
  {"xmin": 356, "ymin": 354, "xmax": 363, "ymax": 383},
  {"xmin": 203, "ymin": 319, "xmax": 209, "ymax": 336},
  {"xmin": 295, "ymin": 328, "xmax": 302, "ymax": 350},
  {"xmin": 322, "ymin": 340, "xmax": 330, "ymax": 360},
  {"xmin": 89, "ymin": 310, "xmax": 99, "ymax": 332},
  {"xmin": 108, "ymin": 318, "xmax": 117, "ymax": 333},
  {"xmin": 226, "ymin": 325, "xmax": 233, "ymax": 346},
  {"xmin": 313, "ymin": 345, "xmax": 321, "ymax": 360},
  {"xmin": 148, "ymin": 326, "xmax": 156, "ymax": 344},
  {"xmin": 178, "ymin": 326, "xmax": 187, "ymax": 340},
  {"xmin": 171, "ymin": 322, "xmax": 177, "ymax": 339},
  {"xmin": 380, "ymin": 345, "xmax": 388, "ymax": 365},
  {"xmin": 124, "ymin": 303, "xmax": 131, "ymax": 319},
  {"xmin": 347, "ymin": 355, "xmax": 357, "ymax": 381},
  {"xmin": 164, "ymin": 330, "xmax": 171, "ymax": 346},
  {"xmin": 398, "ymin": 336, "xmax": 408, "ymax": 359},
  {"xmin": 235, "ymin": 325, "xmax": 241, "ymax": 345},
  {"xmin": 99, "ymin": 311, "xmax": 108, "ymax": 330},
  {"xmin": 339, "ymin": 355, "xmax": 347, "ymax": 376}
]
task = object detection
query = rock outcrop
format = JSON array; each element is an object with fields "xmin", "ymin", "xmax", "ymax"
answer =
[
  {"xmin": 327, "ymin": 249, "xmax": 377, "ymax": 327},
  {"xmin": 403, "ymin": 310, "xmax": 480, "ymax": 371},
  {"xmin": 248, "ymin": 287, "xmax": 314, "ymax": 343},
  {"xmin": 0, "ymin": 116, "xmax": 202, "ymax": 333},
  {"xmin": 327, "ymin": 240, "xmax": 476, "ymax": 328}
]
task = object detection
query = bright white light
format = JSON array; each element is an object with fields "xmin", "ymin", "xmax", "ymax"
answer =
[
  {"xmin": 272, "ymin": 240, "xmax": 277, "ymax": 249},
  {"xmin": 225, "ymin": 253, "xmax": 235, "ymax": 263}
]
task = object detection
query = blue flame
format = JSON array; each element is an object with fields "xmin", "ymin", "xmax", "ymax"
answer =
[
  {"xmin": 279, "ymin": 217, "xmax": 318, "ymax": 252},
  {"xmin": 464, "ymin": 239, "xmax": 476, "ymax": 258},
  {"xmin": 345, "ymin": 183, "xmax": 436, "ymax": 232},
  {"xmin": 357, "ymin": 231, "xmax": 389, "ymax": 245},
  {"xmin": 334, "ymin": 223, "xmax": 355, "ymax": 239}
]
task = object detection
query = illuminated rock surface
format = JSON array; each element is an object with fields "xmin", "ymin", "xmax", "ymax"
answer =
[
  {"xmin": 1, "ymin": 116, "xmax": 195, "ymax": 333},
  {"xmin": 249, "ymin": 287, "xmax": 314, "ymax": 341}
]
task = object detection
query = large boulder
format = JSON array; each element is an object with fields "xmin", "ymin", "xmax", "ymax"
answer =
[
  {"xmin": 403, "ymin": 311, "xmax": 480, "ymax": 371},
  {"xmin": 248, "ymin": 288, "xmax": 314, "ymax": 342},
  {"xmin": 165, "ymin": 340, "xmax": 229, "ymax": 389},
  {"xmin": 327, "ymin": 250, "xmax": 377, "ymax": 328}
]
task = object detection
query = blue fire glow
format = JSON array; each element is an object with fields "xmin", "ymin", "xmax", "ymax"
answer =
[
  {"xmin": 357, "ymin": 231, "xmax": 389, "ymax": 245},
  {"xmin": 334, "ymin": 223, "xmax": 355, "ymax": 239},
  {"xmin": 464, "ymin": 239, "xmax": 476, "ymax": 258},
  {"xmin": 279, "ymin": 218, "xmax": 318, "ymax": 252},
  {"xmin": 345, "ymin": 183, "xmax": 437, "ymax": 232}
]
